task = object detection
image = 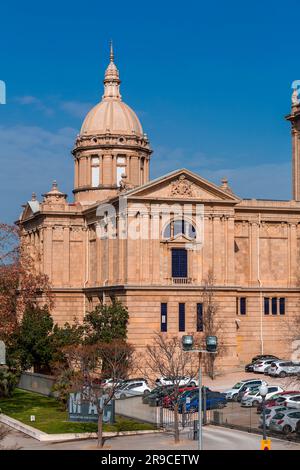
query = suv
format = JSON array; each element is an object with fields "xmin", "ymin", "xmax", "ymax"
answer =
[
  {"xmin": 268, "ymin": 361, "xmax": 296, "ymax": 378},
  {"xmin": 225, "ymin": 379, "xmax": 267, "ymax": 401},
  {"xmin": 155, "ymin": 376, "xmax": 197, "ymax": 387},
  {"xmin": 114, "ymin": 380, "xmax": 151, "ymax": 399}
]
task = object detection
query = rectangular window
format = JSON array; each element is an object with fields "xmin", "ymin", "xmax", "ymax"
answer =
[
  {"xmin": 264, "ymin": 297, "xmax": 270, "ymax": 315},
  {"xmin": 240, "ymin": 297, "xmax": 247, "ymax": 315},
  {"xmin": 197, "ymin": 303, "xmax": 203, "ymax": 332},
  {"xmin": 117, "ymin": 156, "xmax": 126, "ymax": 164},
  {"xmin": 161, "ymin": 303, "xmax": 167, "ymax": 332},
  {"xmin": 179, "ymin": 303, "xmax": 185, "ymax": 332},
  {"xmin": 116, "ymin": 166, "xmax": 124, "ymax": 186},
  {"xmin": 279, "ymin": 298, "xmax": 285, "ymax": 315},
  {"xmin": 271, "ymin": 297, "xmax": 277, "ymax": 315},
  {"xmin": 172, "ymin": 248, "xmax": 187, "ymax": 278},
  {"xmin": 92, "ymin": 166, "xmax": 99, "ymax": 187}
]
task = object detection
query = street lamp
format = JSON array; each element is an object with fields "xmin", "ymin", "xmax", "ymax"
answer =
[
  {"xmin": 259, "ymin": 384, "xmax": 268, "ymax": 441},
  {"xmin": 182, "ymin": 335, "xmax": 218, "ymax": 450}
]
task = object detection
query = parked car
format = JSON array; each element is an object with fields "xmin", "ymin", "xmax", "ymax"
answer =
[
  {"xmin": 251, "ymin": 355, "xmax": 279, "ymax": 363},
  {"xmin": 162, "ymin": 386, "xmax": 196, "ymax": 408},
  {"xmin": 284, "ymin": 394, "xmax": 300, "ymax": 409},
  {"xmin": 101, "ymin": 377, "xmax": 148, "ymax": 389},
  {"xmin": 259, "ymin": 406, "xmax": 288, "ymax": 428},
  {"xmin": 225, "ymin": 379, "xmax": 267, "ymax": 401},
  {"xmin": 100, "ymin": 378, "xmax": 124, "ymax": 388},
  {"xmin": 257, "ymin": 391, "xmax": 300, "ymax": 413},
  {"xmin": 155, "ymin": 376, "xmax": 197, "ymax": 387},
  {"xmin": 244, "ymin": 362, "xmax": 256, "ymax": 373},
  {"xmin": 237, "ymin": 384, "xmax": 261, "ymax": 402},
  {"xmin": 177, "ymin": 387, "xmax": 219, "ymax": 410},
  {"xmin": 270, "ymin": 409, "xmax": 300, "ymax": 434},
  {"xmin": 253, "ymin": 359, "xmax": 278, "ymax": 374},
  {"xmin": 241, "ymin": 386, "xmax": 283, "ymax": 407},
  {"xmin": 142, "ymin": 385, "xmax": 174, "ymax": 405},
  {"xmin": 178, "ymin": 391, "xmax": 227, "ymax": 413},
  {"xmin": 114, "ymin": 380, "xmax": 151, "ymax": 399},
  {"xmin": 264, "ymin": 365, "xmax": 273, "ymax": 376},
  {"xmin": 285, "ymin": 363, "xmax": 300, "ymax": 377},
  {"xmin": 296, "ymin": 420, "xmax": 300, "ymax": 435},
  {"xmin": 267, "ymin": 361, "xmax": 296, "ymax": 378}
]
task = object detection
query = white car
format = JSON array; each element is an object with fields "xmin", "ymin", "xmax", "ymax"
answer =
[
  {"xmin": 114, "ymin": 380, "xmax": 151, "ymax": 399},
  {"xmin": 270, "ymin": 409, "xmax": 300, "ymax": 434},
  {"xmin": 259, "ymin": 406, "xmax": 288, "ymax": 428},
  {"xmin": 241, "ymin": 385, "xmax": 283, "ymax": 407},
  {"xmin": 225, "ymin": 379, "xmax": 267, "ymax": 401},
  {"xmin": 155, "ymin": 376, "xmax": 198, "ymax": 387},
  {"xmin": 253, "ymin": 359, "xmax": 277, "ymax": 374},
  {"xmin": 284, "ymin": 394, "xmax": 300, "ymax": 409}
]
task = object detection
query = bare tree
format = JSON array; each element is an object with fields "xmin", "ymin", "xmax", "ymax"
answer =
[
  {"xmin": 139, "ymin": 332, "xmax": 199, "ymax": 444},
  {"xmin": 56, "ymin": 340, "xmax": 134, "ymax": 448},
  {"xmin": 201, "ymin": 270, "xmax": 226, "ymax": 379}
]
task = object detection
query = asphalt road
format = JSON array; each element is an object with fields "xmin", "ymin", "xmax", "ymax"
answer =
[{"xmin": 2, "ymin": 425, "xmax": 300, "ymax": 451}]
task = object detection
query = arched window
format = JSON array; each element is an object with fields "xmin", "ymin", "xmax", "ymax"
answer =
[{"xmin": 163, "ymin": 219, "xmax": 196, "ymax": 239}]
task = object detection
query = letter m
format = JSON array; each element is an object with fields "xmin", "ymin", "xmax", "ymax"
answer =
[{"xmin": 69, "ymin": 392, "xmax": 82, "ymax": 414}]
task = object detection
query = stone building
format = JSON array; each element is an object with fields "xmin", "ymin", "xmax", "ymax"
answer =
[{"xmin": 18, "ymin": 45, "xmax": 300, "ymax": 369}]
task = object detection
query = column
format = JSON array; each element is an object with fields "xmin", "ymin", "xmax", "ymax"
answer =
[
  {"xmin": 141, "ymin": 212, "xmax": 149, "ymax": 282},
  {"xmin": 226, "ymin": 216, "xmax": 235, "ymax": 285},
  {"xmin": 213, "ymin": 215, "xmax": 221, "ymax": 283},
  {"xmin": 63, "ymin": 226, "xmax": 70, "ymax": 286},
  {"xmin": 112, "ymin": 154, "xmax": 117, "ymax": 186},
  {"xmin": 289, "ymin": 223, "xmax": 297, "ymax": 286},
  {"xmin": 250, "ymin": 221, "xmax": 259, "ymax": 286},
  {"xmin": 43, "ymin": 226, "xmax": 53, "ymax": 280}
]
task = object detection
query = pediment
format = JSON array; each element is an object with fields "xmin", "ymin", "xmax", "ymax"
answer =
[
  {"xmin": 125, "ymin": 169, "xmax": 239, "ymax": 203},
  {"xmin": 20, "ymin": 200, "xmax": 40, "ymax": 221}
]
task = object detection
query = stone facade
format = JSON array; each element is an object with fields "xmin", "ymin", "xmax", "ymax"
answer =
[{"xmin": 18, "ymin": 47, "xmax": 300, "ymax": 371}]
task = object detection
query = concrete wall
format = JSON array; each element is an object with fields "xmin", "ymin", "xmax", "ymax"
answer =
[
  {"xmin": 18, "ymin": 372, "xmax": 58, "ymax": 397},
  {"xmin": 115, "ymin": 396, "xmax": 159, "ymax": 424}
]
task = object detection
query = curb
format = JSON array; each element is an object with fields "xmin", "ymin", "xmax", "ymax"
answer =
[{"xmin": 0, "ymin": 413, "xmax": 163, "ymax": 442}]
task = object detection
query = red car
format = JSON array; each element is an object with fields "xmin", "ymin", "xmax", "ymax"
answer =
[
  {"xmin": 162, "ymin": 386, "xmax": 196, "ymax": 408},
  {"xmin": 257, "ymin": 391, "xmax": 299, "ymax": 413}
]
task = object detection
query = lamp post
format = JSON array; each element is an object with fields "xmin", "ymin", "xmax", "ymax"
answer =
[
  {"xmin": 182, "ymin": 335, "xmax": 218, "ymax": 450},
  {"xmin": 259, "ymin": 384, "xmax": 268, "ymax": 441}
]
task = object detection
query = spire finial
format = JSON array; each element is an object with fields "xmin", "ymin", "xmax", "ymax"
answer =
[
  {"xmin": 110, "ymin": 40, "xmax": 114, "ymax": 62},
  {"xmin": 103, "ymin": 40, "xmax": 121, "ymax": 100}
]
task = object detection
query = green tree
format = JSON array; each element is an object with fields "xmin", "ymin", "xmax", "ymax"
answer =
[
  {"xmin": 51, "ymin": 321, "xmax": 84, "ymax": 363},
  {"xmin": 84, "ymin": 300, "xmax": 129, "ymax": 344},
  {"xmin": 10, "ymin": 304, "xmax": 54, "ymax": 373}
]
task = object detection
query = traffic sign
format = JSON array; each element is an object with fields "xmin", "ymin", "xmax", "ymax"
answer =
[{"xmin": 261, "ymin": 439, "xmax": 271, "ymax": 450}]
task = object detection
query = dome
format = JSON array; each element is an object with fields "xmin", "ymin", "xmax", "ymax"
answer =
[
  {"xmin": 80, "ymin": 42, "xmax": 143, "ymax": 137},
  {"xmin": 80, "ymin": 99, "xmax": 143, "ymax": 136}
]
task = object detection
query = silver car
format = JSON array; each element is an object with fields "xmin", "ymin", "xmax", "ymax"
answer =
[
  {"xmin": 269, "ymin": 409, "xmax": 300, "ymax": 434},
  {"xmin": 267, "ymin": 361, "xmax": 295, "ymax": 378}
]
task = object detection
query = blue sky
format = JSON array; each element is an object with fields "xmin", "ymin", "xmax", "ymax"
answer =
[{"xmin": 0, "ymin": 0, "xmax": 299, "ymax": 222}]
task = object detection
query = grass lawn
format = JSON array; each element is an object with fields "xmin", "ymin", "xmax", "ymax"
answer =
[{"xmin": 0, "ymin": 389, "xmax": 155, "ymax": 434}]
